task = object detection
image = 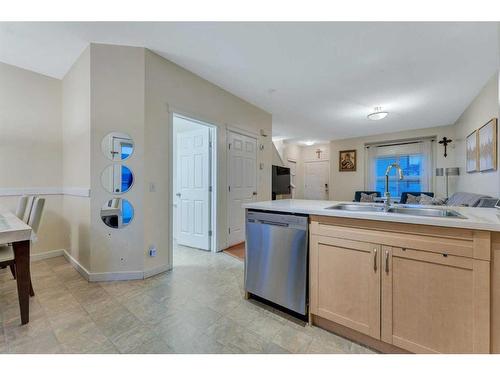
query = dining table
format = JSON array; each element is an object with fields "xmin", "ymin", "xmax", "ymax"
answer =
[{"xmin": 0, "ymin": 208, "xmax": 33, "ymax": 325}]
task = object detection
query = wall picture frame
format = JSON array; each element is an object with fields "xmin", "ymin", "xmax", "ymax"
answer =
[
  {"xmin": 466, "ymin": 130, "xmax": 478, "ymax": 173},
  {"xmin": 339, "ymin": 149, "xmax": 356, "ymax": 172},
  {"xmin": 478, "ymin": 118, "xmax": 498, "ymax": 172}
]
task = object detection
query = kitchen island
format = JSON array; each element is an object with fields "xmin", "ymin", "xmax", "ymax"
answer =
[{"xmin": 243, "ymin": 199, "xmax": 500, "ymax": 354}]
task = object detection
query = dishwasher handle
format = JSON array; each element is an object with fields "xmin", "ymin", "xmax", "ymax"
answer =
[{"xmin": 257, "ymin": 220, "xmax": 289, "ymax": 227}]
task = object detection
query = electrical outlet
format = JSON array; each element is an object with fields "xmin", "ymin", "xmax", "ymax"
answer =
[{"xmin": 149, "ymin": 246, "xmax": 157, "ymax": 257}]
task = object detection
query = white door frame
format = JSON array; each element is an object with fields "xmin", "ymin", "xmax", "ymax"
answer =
[
  {"xmin": 226, "ymin": 128, "xmax": 258, "ymax": 247},
  {"xmin": 170, "ymin": 112, "xmax": 218, "ymax": 253}
]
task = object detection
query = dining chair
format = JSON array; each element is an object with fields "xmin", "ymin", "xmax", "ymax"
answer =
[
  {"xmin": 0, "ymin": 197, "xmax": 45, "ymax": 297},
  {"xmin": 22, "ymin": 195, "xmax": 36, "ymax": 223},
  {"xmin": 1, "ymin": 195, "xmax": 31, "ymax": 275},
  {"xmin": 15, "ymin": 195, "xmax": 29, "ymax": 219}
]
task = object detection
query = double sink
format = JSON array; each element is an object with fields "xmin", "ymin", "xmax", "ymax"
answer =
[{"xmin": 327, "ymin": 203, "xmax": 467, "ymax": 219}]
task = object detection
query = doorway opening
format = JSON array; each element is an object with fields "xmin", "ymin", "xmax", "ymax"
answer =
[{"xmin": 172, "ymin": 114, "xmax": 217, "ymax": 253}]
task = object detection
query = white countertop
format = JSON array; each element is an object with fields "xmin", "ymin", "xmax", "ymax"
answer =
[
  {"xmin": 0, "ymin": 209, "xmax": 32, "ymax": 245},
  {"xmin": 243, "ymin": 199, "xmax": 500, "ymax": 232}
]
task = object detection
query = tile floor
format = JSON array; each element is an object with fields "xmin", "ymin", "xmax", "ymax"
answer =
[{"xmin": 0, "ymin": 245, "xmax": 375, "ymax": 354}]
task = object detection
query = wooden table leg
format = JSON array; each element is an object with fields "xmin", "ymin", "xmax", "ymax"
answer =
[{"xmin": 12, "ymin": 240, "xmax": 30, "ymax": 325}]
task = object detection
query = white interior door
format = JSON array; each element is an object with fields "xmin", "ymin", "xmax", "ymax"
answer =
[
  {"xmin": 176, "ymin": 127, "xmax": 211, "ymax": 250},
  {"xmin": 227, "ymin": 131, "xmax": 257, "ymax": 246},
  {"xmin": 111, "ymin": 136, "xmax": 133, "ymax": 161},
  {"xmin": 304, "ymin": 160, "xmax": 330, "ymax": 200}
]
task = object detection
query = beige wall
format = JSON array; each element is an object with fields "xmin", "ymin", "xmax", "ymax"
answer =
[
  {"xmin": 454, "ymin": 73, "xmax": 500, "ymax": 197},
  {"xmin": 144, "ymin": 49, "xmax": 272, "ymax": 271},
  {"xmin": 278, "ymin": 142, "xmax": 330, "ymax": 199},
  {"xmin": 0, "ymin": 62, "xmax": 67, "ymax": 254},
  {"xmin": 329, "ymin": 124, "xmax": 457, "ymax": 201},
  {"xmin": 90, "ymin": 44, "xmax": 146, "ymax": 274},
  {"xmin": 282, "ymin": 143, "xmax": 304, "ymax": 198},
  {"xmin": 61, "ymin": 47, "xmax": 91, "ymax": 268},
  {"xmin": 272, "ymin": 142, "xmax": 285, "ymax": 167}
]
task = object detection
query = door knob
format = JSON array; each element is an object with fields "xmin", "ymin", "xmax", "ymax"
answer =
[
  {"xmin": 252, "ymin": 192, "xmax": 257, "ymax": 196},
  {"xmin": 176, "ymin": 193, "xmax": 181, "ymax": 197}
]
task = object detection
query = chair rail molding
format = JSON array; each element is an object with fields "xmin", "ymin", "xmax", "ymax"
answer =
[{"xmin": 0, "ymin": 187, "xmax": 91, "ymax": 197}]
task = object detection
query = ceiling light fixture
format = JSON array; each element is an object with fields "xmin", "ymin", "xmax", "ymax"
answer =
[
  {"xmin": 304, "ymin": 140, "xmax": 315, "ymax": 146},
  {"xmin": 367, "ymin": 106, "xmax": 389, "ymax": 121}
]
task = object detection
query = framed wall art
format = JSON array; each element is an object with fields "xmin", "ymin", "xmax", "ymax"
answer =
[{"xmin": 478, "ymin": 118, "xmax": 497, "ymax": 172}]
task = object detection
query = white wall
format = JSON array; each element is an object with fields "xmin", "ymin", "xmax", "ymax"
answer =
[
  {"xmin": 329, "ymin": 124, "xmax": 457, "ymax": 201},
  {"xmin": 0, "ymin": 62, "xmax": 67, "ymax": 254},
  {"xmin": 61, "ymin": 46, "xmax": 91, "ymax": 269},
  {"xmin": 144, "ymin": 49, "xmax": 272, "ymax": 271},
  {"xmin": 454, "ymin": 73, "xmax": 500, "ymax": 197}
]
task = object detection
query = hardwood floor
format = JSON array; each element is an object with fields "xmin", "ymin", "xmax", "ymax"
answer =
[{"xmin": 223, "ymin": 242, "xmax": 245, "ymax": 261}]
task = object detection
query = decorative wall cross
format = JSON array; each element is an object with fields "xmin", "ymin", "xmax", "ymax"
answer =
[
  {"xmin": 316, "ymin": 148, "xmax": 323, "ymax": 159},
  {"xmin": 439, "ymin": 137, "xmax": 452, "ymax": 158}
]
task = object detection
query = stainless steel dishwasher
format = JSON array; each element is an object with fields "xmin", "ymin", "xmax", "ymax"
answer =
[{"xmin": 245, "ymin": 210, "xmax": 308, "ymax": 316}]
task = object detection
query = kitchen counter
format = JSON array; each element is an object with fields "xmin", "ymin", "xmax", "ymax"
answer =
[{"xmin": 243, "ymin": 199, "xmax": 500, "ymax": 232}]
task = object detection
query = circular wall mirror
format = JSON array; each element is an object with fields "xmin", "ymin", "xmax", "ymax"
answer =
[
  {"xmin": 100, "ymin": 165, "xmax": 134, "ymax": 194},
  {"xmin": 100, "ymin": 198, "xmax": 134, "ymax": 229},
  {"xmin": 101, "ymin": 132, "xmax": 134, "ymax": 161}
]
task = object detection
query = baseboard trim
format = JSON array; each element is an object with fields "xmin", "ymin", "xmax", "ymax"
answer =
[
  {"xmin": 62, "ymin": 250, "xmax": 90, "ymax": 281},
  {"xmin": 30, "ymin": 249, "xmax": 65, "ymax": 262},
  {"xmin": 143, "ymin": 263, "xmax": 172, "ymax": 279},
  {"xmin": 31, "ymin": 248, "xmax": 171, "ymax": 282},
  {"xmin": 88, "ymin": 270, "xmax": 144, "ymax": 282}
]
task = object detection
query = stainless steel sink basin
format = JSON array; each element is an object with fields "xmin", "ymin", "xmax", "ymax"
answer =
[
  {"xmin": 326, "ymin": 203, "xmax": 385, "ymax": 212},
  {"xmin": 387, "ymin": 207, "xmax": 466, "ymax": 219},
  {"xmin": 326, "ymin": 203, "xmax": 467, "ymax": 219}
]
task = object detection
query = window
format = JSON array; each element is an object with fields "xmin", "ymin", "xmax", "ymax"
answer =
[
  {"xmin": 374, "ymin": 154, "xmax": 425, "ymax": 197},
  {"xmin": 121, "ymin": 142, "xmax": 133, "ymax": 160},
  {"xmin": 366, "ymin": 139, "xmax": 433, "ymax": 198}
]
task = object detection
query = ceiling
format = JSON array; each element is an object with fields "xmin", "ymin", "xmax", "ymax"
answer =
[{"xmin": 0, "ymin": 22, "xmax": 498, "ymax": 142}]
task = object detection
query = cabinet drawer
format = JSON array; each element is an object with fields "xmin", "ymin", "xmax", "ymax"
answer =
[{"xmin": 310, "ymin": 220, "xmax": 488, "ymax": 260}]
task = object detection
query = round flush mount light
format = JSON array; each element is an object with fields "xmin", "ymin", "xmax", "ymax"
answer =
[
  {"xmin": 367, "ymin": 107, "xmax": 389, "ymax": 121},
  {"xmin": 304, "ymin": 140, "xmax": 315, "ymax": 146}
]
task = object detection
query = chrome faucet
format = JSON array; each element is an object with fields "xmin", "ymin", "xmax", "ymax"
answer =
[{"xmin": 384, "ymin": 163, "xmax": 404, "ymax": 211}]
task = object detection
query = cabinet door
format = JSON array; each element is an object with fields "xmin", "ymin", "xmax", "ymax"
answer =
[
  {"xmin": 310, "ymin": 235, "xmax": 381, "ymax": 339},
  {"xmin": 381, "ymin": 246, "xmax": 490, "ymax": 353}
]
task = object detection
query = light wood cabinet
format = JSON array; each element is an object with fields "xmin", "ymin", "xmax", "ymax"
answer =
[
  {"xmin": 381, "ymin": 246, "xmax": 490, "ymax": 353},
  {"xmin": 309, "ymin": 216, "xmax": 492, "ymax": 354},
  {"xmin": 310, "ymin": 235, "xmax": 381, "ymax": 338}
]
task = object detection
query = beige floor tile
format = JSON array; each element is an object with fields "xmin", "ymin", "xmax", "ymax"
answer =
[
  {"xmin": 0, "ymin": 249, "xmax": 371, "ymax": 354},
  {"xmin": 246, "ymin": 314, "xmax": 285, "ymax": 341},
  {"xmin": 8, "ymin": 332, "xmax": 62, "ymax": 354},
  {"xmin": 124, "ymin": 336, "xmax": 175, "ymax": 354},
  {"xmin": 170, "ymin": 332, "xmax": 226, "ymax": 354},
  {"xmin": 272, "ymin": 325, "xmax": 314, "ymax": 353},
  {"xmin": 205, "ymin": 316, "xmax": 267, "ymax": 353},
  {"xmin": 53, "ymin": 316, "xmax": 114, "ymax": 354},
  {"xmin": 90, "ymin": 303, "xmax": 143, "ymax": 344},
  {"xmin": 109, "ymin": 323, "xmax": 160, "ymax": 353}
]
